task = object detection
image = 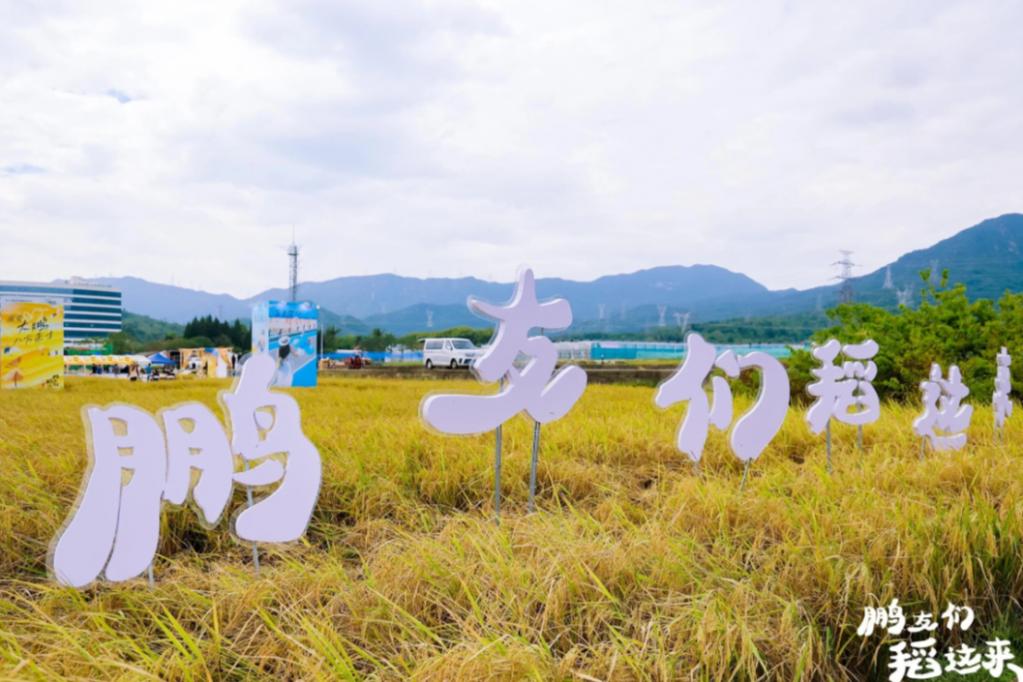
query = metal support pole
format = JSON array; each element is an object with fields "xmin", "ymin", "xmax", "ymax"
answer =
[
  {"xmin": 494, "ymin": 377, "xmax": 505, "ymax": 523},
  {"xmin": 528, "ymin": 420, "xmax": 541, "ymax": 513},
  {"xmin": 739, "ymin": 460, "xmax": 751, "ymax": 492},
  {"xmin": 919, "ymin": 437, "xmax": 926, "ymax": 461},
  {"xmin": 148, "ymin": 564, "xmax": 155, "ymax": 587},
  {"xmin": 245, "ymin": 461, "xmax": 260, "ymax": 574},
  {"xmin": 857, "ymin": 424, "xmax": 863, "ymax": 452},
  {"xmin": 826, "ymin": 420, "xmax": 833, "ymax": 475}
]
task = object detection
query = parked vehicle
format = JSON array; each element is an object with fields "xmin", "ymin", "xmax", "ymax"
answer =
[
  {"xmin": 344, "ymin": 353, "xmax": 372, "ymax": 369},
  {"xmin": 422, "ymin": 338, "xmax": 482, "ymax": 369}
]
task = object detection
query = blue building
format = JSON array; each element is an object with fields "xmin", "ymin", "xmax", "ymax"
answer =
[{"xmin": 0, "ymin": 279, "xmax": 122, "ymax": 342}]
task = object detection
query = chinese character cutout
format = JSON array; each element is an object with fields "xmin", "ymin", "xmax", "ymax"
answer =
[
  {"xmin": 50, "ymin": 353, "xmax": 321, "ymax": 587},
  {"xmin": 654, "ymin": 332, "xmax": 790, "ymax": 462},
  {"xmin": 994, "ymin": 347, "xmax": 1012, "ymax": 430},
  {"xmin": 221, "ymin": 354, "xmax": 322, "ymax": 543},
  {"xmin": 51, "ymin": 405, "xmax": 167, "ymax": 587},
  {"xmin": 913, "ymin": 363, "xmax": 973, "ymax": 451},
  {"xmin": 161, "ymin": 402, "xmax": 235, "ymax": 527},
  {"xmin": 805, "ymin": 338, "xmax": 881, "ymax": 434},
  {"xmin": 420, "ymin": 268, "xmax": 587, "ymax": 434}
]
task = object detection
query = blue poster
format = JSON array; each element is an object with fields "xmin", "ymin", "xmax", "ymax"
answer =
[{"xmin": 252, "ymin": 300, "xmax": 318, "ymax": 387}]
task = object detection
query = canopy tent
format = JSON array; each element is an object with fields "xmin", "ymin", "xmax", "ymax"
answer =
[
  {"xmin": 64, "ymin": 355, "xmax": 144, "ymax": 367},
  {"xmin": 147, "ymin": 352, "xmax": 176, "ymax": 366}
]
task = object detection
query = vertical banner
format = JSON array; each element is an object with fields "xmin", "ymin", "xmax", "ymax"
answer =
[
  {"xmin": 1, "ymin": 298, "xmax": 65, "ymax": 389},
  {"xmin": 252, "ymin": 301, "xmax": 318, "ymax": 387}
]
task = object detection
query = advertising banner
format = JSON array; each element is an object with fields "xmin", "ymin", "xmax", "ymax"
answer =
[
  {"xmin": 178, "ymin": 347, "xmax": 237, "ymax": 378},
  {"xmin": 1, "ymin": 298, "xmax": 65, "ymax": 389},
  {"xmin": 252, "ymin": 300, "xmax": 318, "ymax": 387}
]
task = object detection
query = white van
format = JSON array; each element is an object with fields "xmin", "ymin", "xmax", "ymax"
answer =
[{"xmin": 422, "ymin": 338, "xmax": 482, "ymax": 369}]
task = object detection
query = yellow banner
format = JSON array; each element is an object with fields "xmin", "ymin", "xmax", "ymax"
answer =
[{"xmin": 1, "ymin": 299, "xmax": 65, "ymax": 389}]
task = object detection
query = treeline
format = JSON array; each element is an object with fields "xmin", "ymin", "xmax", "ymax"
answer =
[
  {"xmin": 787, "ymin": 270, "xmax": 1023, "ymax": 402},
  {"xmin": 182, "ymin": 316, "xmax": 250, "ymax": 349},
  {"xmin": 573, "ymin": 312, "xmax": 828, "ymax": 344},
  {"xmin": 108, "ymin": 314, "xmax": 251, "ymax": 354}
]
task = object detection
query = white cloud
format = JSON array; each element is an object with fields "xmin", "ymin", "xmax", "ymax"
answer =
[{"xmin": 0, "ymin": 0, "xmax": 1020, "ymax": 296}]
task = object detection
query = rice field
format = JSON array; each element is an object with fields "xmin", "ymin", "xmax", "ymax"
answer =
[{"xmin": 1, "ymin": 375, "xmax": 1022, "ymax": 680}]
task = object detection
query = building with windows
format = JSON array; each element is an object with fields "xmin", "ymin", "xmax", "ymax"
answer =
[{"xmin": 0, "ymin": 279, "xmax": 122, "ymax": 343}]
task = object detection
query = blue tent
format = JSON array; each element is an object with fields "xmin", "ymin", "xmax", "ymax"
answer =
[{"xmin": 148, "ymin": 352, "xmax": 176, "ymax": 366}]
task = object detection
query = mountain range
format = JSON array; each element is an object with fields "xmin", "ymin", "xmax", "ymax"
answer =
[{"xmin": 93, "ymin": 213, "xmax": 1023, "ymax": 335}]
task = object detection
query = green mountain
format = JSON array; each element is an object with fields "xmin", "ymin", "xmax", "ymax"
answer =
[
  {"xmin": 843, "ymin": 212, "xmax": 1023, "ymax": 305},
  {"xmin": 122, "ymin": 311, "xmax": 184, "ymax": 342},
  {"xmin": 102, "ymin": 213, "xmax": 1023, "ymax": 337}
]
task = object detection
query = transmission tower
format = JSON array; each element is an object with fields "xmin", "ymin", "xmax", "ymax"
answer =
[
  {"xmin": 673, "ymin": 311, "xmax": 690, "ymax": 337},
  {"xmin": 287, "ymin": 234, "xmax": 300, "ymax": 302},
  {"xmin": 832, "ymin": 250, "xmax": 857, "ymax": 304},
  {"xmin": 597, "ymin": 303, "xmax": 606, "ymax": 320},
  {"xmin": 896, "ymin": 285, "xmax": 913, "ymax": 307},
  {"xmin": 657, "ymin": 305, "xmax": 667, "ymax": 327},
  {"xmin": 883, "ymin": 266, "xmax": 894, "ymax": 290},
  {"xmin": 426, "ymin": 309, "xmax": 434, "ymax": 328}
]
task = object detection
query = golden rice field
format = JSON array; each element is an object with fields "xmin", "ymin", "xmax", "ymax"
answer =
[{"xmin": 1, "ymin": 375, "xmax": 1022, "ymax": 680}]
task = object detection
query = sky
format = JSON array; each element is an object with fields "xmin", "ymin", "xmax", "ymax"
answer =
[{"xmin": 1, "ymin": 0, "xmax": 1021, "ymax": 297}]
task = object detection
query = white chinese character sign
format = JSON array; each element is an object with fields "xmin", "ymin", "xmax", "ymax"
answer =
[
  {"xmin": 49, "ymin": 354, "xmax": 322, "ymax": 588},
  {"xmin": 993, "ymin": 347, "xmax": 1012, "ymax": 432},
  {"xmin": 806, "ymin": 338, "xmax": 880, "ymax": 468},
  {"xmin": 420, "ymin": 268, "xmax": 586, "ymax": 514},
  {"xmin": 913, "ymin": 363, "xmax": 973, "ymax": 452},
  {"xmin": 655, "ymin": 332, "xmax": 789, "ymax": 480}
]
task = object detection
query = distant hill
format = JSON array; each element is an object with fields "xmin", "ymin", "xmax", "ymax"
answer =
[
  {"xmin": 94, "ymin": 213, "xmax": 1023, "ymax": 336},
  {"xmin": 97, "ymin": 263, "xmax": 771, "ymax": 330},
  {"xmin": 96, "ymin": 277, "xmax": 253, "ymax": 323},
  {"xmin": 248, "ymin": 264, "xmax": 768, "ymax": 321},
  {"xmin": 826, "ymin": 212, "xmax": 1023, "ymax": 305},
  {"xmin": 121, "ymin": 311, "xmax": 183, "ymax": 342}
]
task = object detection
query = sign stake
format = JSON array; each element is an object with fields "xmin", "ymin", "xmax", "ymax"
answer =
[
  {"xmin": 244, "ymin": 461, "xmax": 260, "ymax": 574},
  {"xmin": 739, "ymin": 460, "xmax": 751, "ymax": 492},
  {"xmin": 857, "ymin": 424, "xmax": 863, "ymax": 452},
  {"xmin": 826, "ymin": 420, "xmax": 833, "ymax": 474},
  {"xmin": 528, "ymin": 420, "xmax": 541, "ymax": 513},
  {"xmin": 494, "ymin": 377, "xmax": 505, "ymax": 523}
]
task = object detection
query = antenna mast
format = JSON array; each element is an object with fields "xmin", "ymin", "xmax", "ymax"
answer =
[{"xmin": 288, "ymin": 232, "xmax": 299, "ymax": 302}]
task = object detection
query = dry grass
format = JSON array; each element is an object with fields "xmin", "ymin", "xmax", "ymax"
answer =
[{"xmin": 1, "ymin": 375, "xmax": 1022, "ymax": 680}]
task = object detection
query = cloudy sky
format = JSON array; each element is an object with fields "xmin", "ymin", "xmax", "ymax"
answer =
[{"xmin": 1, "ymin": 0, "xmax": 1020, "ymax": 297}]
